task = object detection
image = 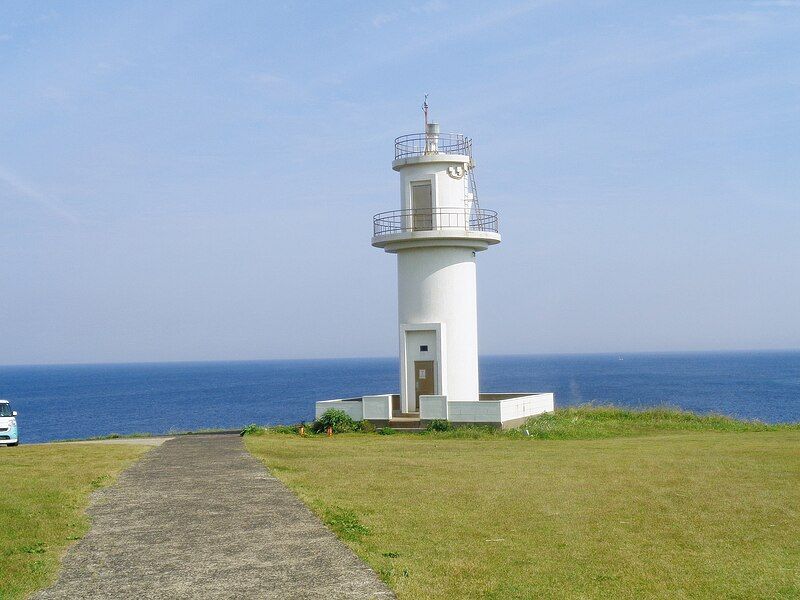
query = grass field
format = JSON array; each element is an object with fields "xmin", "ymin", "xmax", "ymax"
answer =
[
  {"xmin": 0, "ymin": 443, "xmax": 151, "ymax": 599},
  {"xmin": 246, "ymin": 408, "xmax": 800, "ymax": 599}
]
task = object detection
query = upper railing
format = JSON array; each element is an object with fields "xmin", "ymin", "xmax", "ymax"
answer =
[
  {"xmin": 394, "ymin": 133, "xmax": 472, "ymax": 160},
  {"xmin": 373, "ymin": 208, "xmax": 498, "ymax": 237}
]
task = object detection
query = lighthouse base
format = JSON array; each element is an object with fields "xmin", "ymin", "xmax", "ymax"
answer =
[{"xmin": 314, "ymin": 392, "xmax": 554, "ymax": 430}]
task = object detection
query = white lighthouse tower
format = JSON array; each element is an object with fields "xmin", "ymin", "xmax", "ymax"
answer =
[
  {"xmin": 315, "ymin": 107, "xmax": 553, "ymax": 428},
  {"xmin": 372, "ymin": 108, "xmax": 499, "ymax": 414}
]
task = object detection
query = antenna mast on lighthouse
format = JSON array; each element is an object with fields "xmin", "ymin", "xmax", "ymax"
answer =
[{"xmin": 422, "ymin": 94, "xmax": 438, "ymax": 153}]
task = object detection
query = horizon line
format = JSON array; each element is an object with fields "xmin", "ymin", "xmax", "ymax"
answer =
[{"xmin": 2, "ymin": 346, "xmax": 799, "ymax": 369}]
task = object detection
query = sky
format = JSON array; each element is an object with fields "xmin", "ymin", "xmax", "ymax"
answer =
[{"xmin": 1, "ymin": 1, "xmax": 799, "ymax": 365}]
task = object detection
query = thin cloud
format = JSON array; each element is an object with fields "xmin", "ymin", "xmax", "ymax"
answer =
[
  {"xmin": 752, "ymin": 0, "xmax": 800, "ymax": 6},
  {"xmin": 0, "ymin": 166, "xmax": 79, "ymax": 224},
  {"xmin": 353, "ymin": 0, "xmax": 557, "ymax": 81},
  {"xmin": 410, "ymin": 1, "xmax": 448, "ymax": 16},
  {"xmin": 694, "ymin": 12, "xmax": 769, "ymax": 23},
  {"xmin": 251, "ymin": 73, "xmax": 285, "ymax": 86},
  {"xmin": 372, "ymin": 0, "xmax": 448, "ymax": 28},
  {"xmin": 372, "ymin": 12, "xmax": 400, "ymax": 28}
]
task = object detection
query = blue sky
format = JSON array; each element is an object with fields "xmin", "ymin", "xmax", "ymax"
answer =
[{"xmin": 1, "ymin": 1, "xmax": 798, "ymax": 365}]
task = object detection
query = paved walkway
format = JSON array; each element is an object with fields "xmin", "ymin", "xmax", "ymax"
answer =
[
  {"xmin": 35, "ymin": 434, "xmax": 394, "ymax": 599},
  {"xmin": 65, "ymin": 437, "xmax": 173, "ymax": 446}
]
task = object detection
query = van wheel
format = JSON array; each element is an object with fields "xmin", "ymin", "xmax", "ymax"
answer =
[{"xmin": 8, "ymin": 442, "xmax": 18, "ymax": 447}]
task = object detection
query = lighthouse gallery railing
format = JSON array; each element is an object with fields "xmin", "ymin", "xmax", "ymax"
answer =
[
  {"xmin": 373, "ymin": 208, "xmax": 498, "ymax": 236},
  {"xmin": 394, "ymin": 133, "xmax": 472, "ymax": 160}
]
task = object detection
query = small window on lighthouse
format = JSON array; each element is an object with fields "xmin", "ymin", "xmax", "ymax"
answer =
[{"xmin": 420, "ymin": 345, "xmax": 429, "ymax": 352}]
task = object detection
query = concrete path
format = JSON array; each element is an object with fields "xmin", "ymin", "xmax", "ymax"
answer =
[
  {"xmin": 37, "ymin": 437, "xmax": 172, "ymax": 447},
  {"xmin": 67, "ymin": 437, "xmax": 173, "ymax": 446},
  {"xmin": 35, "ymin": 434, "xmax": 394, "ymax": 599}
]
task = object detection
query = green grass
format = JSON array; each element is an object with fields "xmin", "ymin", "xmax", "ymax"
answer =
[
  {"xmin": 245, "ymin": 407, "xmax": 800, "ymax": 599},
  {"xmin": 0, "ymin": 443, "xmax": 151, "ymax": 599},
  {"xmin": 518, "ymin": 404, "xmax": 799, "ymax": 439}
]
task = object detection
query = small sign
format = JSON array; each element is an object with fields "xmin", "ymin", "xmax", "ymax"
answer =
[{"xmin": 419, "ymin": 369, "xmax": 426, "ymax": 379}]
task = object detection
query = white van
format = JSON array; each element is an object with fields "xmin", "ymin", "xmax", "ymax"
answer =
[{"xmin": 0, "ymin": 400, "xmax": 18, "ymax": 446}]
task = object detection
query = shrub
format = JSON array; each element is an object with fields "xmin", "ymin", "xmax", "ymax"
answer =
[
  {"xmin": 377, "ymin": 427, "xmax": 396, "ymax": 435},
  {"xmin": 425, "ymin": 419, "xmax": 453, "ymax": 432},
  {"xmin": 240, "ymin": 423, "xmax": 265, "ymax": 436},
  {"xmin": 359, "ymin": 420, "xmax": 377, "ymax": 433},
  {"xmin": 313, "ymin": 409, "xmax": 359, "ymax": 434}
]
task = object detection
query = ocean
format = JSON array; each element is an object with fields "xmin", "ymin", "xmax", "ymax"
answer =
[{"xmin": 1, "ymin": 351, "xmax": 798, "ymax": 444}]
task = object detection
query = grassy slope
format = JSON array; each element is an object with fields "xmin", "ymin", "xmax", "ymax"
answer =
[
  {"xmin": 511, "ymin": 404, "xmax": 799, "ymax": 438},
  {"xmin": 246, "ymin": 409, "xmax": 800, "ymax": 599},
  {"xmin": 0, "ymin": 443, "xmax": 150, "ymax": 599}
]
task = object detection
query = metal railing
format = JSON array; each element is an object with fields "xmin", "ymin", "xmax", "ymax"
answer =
[
  {"xmin": 394, "ymin": 133, "xmax": 472, "ymax": 160},
  {"xmin": 373, "ymin": 208, "xmax": 498, "ymax": 236}
]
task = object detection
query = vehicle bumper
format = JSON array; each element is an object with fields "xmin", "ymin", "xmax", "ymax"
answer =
[{"xmin": 0, "ymin": 428, "xmax": 18, "ymax": 444}]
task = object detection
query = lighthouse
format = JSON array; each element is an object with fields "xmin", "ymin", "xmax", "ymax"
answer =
[
  {"xmin": 315, "ymin": 108, "xmax": 553, "ymax": 428},
  {"xmin": 372, "ymin": 112, "xmax": 499, "ymax": 414}
]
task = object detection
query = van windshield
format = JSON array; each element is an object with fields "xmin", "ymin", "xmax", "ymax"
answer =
[{"xmin": 0, "ymin": 404, "xmax": 12, "ymax": 417}]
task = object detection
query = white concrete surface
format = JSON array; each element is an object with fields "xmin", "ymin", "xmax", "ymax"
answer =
[
  {"xmin": 315, "ymin": 392, "xmax": 554, "ymax": 427},
  {"xmin": 362, "ymin": 395, "xmax": 392, "ymax": 420},
  {"xmin": 419, "ymin": 395, "xmax": 448, "ymax": 420},
  {"xmin": 499, "ymin": 393, "xmax": 555, "ymax": 422},
  {"xmin": 379, "ymin": 126, "xmax": 497, "ymax": 413},
  {"xmin": 447, "ymin": 398, "xmax": 502, "ymax": 423},
  {"xmin": 419, "ymin": 392, "xmax": 555, "ymax": 424},
  {"xmin": 314, "ymin": 398, "xmax": 363, "ymax": 421},
  {"xmin": 397, "ymin": 247, "xmax": 479, "ymax": 408}
]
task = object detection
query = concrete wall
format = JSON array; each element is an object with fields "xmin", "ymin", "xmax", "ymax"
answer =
[
  {"xmin": 422, "ymin": 393, "xmax": 555, "ymax": 427},
  {"xmin": 362, "ymin": 395, "xmax": 392, "ymax": 421},
  {"xmin": 314, "ymin": 395, "xmax": 392, "ymax": 422},
  {"xmin": 314, "ymin": 398, "xmax": 363, "ymax": 421},
  {"xmin": 397, "ymin": 247, "xmax": 479, "ymax": 410},
  {"xmin": 398, "ymin": 160, "xmax": 470, "ymax": 213},
  {"xmin": 498, "ymin": 393, "xmax": 554, "ymax": 423},
  {"xmin": 315, "ymin": 392, "xmax": 554, "ymax": 428},
  {"xmin": 448, "ymin": 398, "xmax": 501, "ymax": 423},
  {"xmin": 419, "ymin": 395, "xmax": 448, "ymax": 420}
]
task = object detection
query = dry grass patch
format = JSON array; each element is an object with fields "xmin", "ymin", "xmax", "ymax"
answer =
[
  {"xmin": 246, "ymin": 430, "xmax": 800, "ymax": 599},
  {"xmin": 0, "ymin": 443, "xmax": 151, "ymax": 599}
]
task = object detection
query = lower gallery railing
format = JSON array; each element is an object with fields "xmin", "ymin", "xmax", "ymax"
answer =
[{"xmin": 373, "ymin": 208, "xmax": 499, "ymax": 236}]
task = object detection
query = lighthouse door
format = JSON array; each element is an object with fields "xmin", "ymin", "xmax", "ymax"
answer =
[
  {"xmin": 414, "ymin": 360, "xmax": 435, "ymax": 412},
  {"xmin": 411, "ymin": 182, "xmax": 433, "ymax": 231}
]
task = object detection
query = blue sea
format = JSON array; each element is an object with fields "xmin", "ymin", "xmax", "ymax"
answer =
[{"xmin": 1, "ymin": 351, "xmax": 798, "ymax": 444}]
